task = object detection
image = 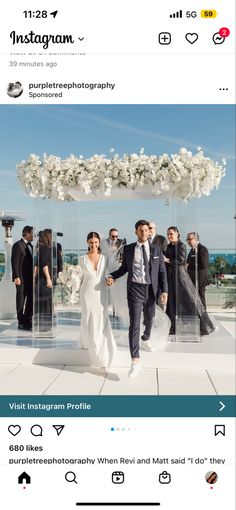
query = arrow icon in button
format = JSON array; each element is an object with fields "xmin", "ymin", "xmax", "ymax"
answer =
[{"xmin": 219, "ymin": 401, "xmax": 225, "ymax": 412}]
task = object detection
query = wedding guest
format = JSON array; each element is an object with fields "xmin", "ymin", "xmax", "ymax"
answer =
[
  {"xmin": 186, "ymin": 232, "xmax": 209, "ymax": 310},
  {"xmin": 149, "ymin": 221, "xmax": 167, "ymax": 253},
  {"xmin": 56, "ymin": 232, "xmax": 64, "ymax": 275},
  {"xmin": 101, "ymin": 228, "xmax": 126, "ymax": 317},
  {"xmin": 164, "ymin": 226, "xmax": 214, "ymax": 337},
  {"xmin": 102, "ymin": 228, "xmax": 126, "ymax": 261},
  {"xmin": 34, "ymin": 229, "xmax": 54, "ymax": 332},
  {"xmin": 57, "ymin": 242, "xmax": 63, "ymax": 275},
  {"xmin": 11, "ymin": 225, "xmax": 33, "ymax": 330},
  {"xmin": 149, "ymin": 221, "xmax": 168, "ymax": 308}
]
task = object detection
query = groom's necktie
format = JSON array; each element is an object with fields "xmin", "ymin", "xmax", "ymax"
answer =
[{"xmin": 142, "ymin": 244, "xmax": 151, "ymax": 284}]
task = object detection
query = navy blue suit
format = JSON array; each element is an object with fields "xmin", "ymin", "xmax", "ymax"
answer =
[{"xmin": 110, "ymin": 242, "xmax": 168, "ymax": 358}]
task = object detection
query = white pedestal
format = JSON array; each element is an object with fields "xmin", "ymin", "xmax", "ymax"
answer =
[
  {"xmin": 0, "ymin": 276, "xmax": 16, "ymax": 319},
  {"xmin": 0, "ymin": 236, "xmax": 16, "ymax": 319}
]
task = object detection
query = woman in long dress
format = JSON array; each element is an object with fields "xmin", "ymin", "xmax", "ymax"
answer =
[
  {"xmin": 34, "ymin": 229, "xmax": 55, "ymax": 332},
  {"xmin": 79, "ymin": 232, "xmax": 117, "ymax": 368},
  {"xmin": 164, "ymin": 226, "xmax": 215, "ymax": 337}
]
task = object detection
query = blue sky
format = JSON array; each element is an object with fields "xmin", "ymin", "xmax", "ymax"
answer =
[{"xmin": 0, "ymin": 104, "xmax": 235, "ymax": 251}]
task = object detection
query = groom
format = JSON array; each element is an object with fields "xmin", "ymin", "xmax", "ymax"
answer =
[{"xmin": 106, "ymin": 220, "xmax": 168, "ymax": 378}]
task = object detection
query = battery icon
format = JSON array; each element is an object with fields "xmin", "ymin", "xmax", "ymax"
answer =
[{"xmin": 201, "ymin": 10, "xmax": 217, "ymax": 18}]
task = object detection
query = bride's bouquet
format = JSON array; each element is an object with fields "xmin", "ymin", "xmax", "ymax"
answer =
[{"xmin": 57, "ymin": 265, "xmax": 83, "ymax": 305}]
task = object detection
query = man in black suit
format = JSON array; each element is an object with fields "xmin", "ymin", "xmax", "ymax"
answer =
[
  {"xmin": 149, "ymin": 221, "xmax": 168, "ymax": 309},
  {"xmin": 11, "ymin": 225, "xmax": 33, "ymax": 330},
  {"xmin": 107, "ymin": 220, "xmax": 168, "ymax": 377},
  {"xmin": 101, "ymin": 228, "xmax": 126, "ymax": 318},
  {"xmin": 187, "ymin": 232, "xmax": 209, "ymax": 310},
  {"xmin": 148, "ymin": 221, "xmax": 168, "ymax": 253}
]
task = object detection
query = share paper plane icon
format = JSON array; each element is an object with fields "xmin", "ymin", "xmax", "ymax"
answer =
[
  {"xmin": 50, "ymin": 10, "xmax": 58, "ymax": 18},
  {"xmin": 52, "ymin": 425, "xmax": 65, "ymax": 436}
]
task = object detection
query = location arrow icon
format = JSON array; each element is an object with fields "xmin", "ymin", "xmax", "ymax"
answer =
[
  {"xmin": 50, "ymin": 10, "xmax": 58, "ymax": 18},
  {"xmin": 52, "ymin": 425, "xmax": 65, "ymax": 436}
]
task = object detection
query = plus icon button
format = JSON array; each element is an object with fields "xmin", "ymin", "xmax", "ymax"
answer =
[{"xmin": 158, "ymin": 32, "xmax": 171, "ymax": 45}]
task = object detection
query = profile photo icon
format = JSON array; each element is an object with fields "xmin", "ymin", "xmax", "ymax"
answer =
[
  {"xmin": 7, "ymin": 81, "xmax": 23, "ymax": 98},
  {"xmin": 205, "ymin": 471, "xmax": 218, "ymax": 484}
]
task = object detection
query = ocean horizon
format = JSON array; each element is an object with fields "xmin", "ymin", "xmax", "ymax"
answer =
[{"xmin": 0, "ymin": 250, "xmax": 235, "ymax": 274}]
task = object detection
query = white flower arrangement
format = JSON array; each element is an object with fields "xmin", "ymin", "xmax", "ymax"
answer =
[
  {"xmin": 57, "ymin": 264, "xmax": 83, "ymax": 305},
  {"xmin": 17, "ymin": 148, "xmax": 226, "ymax": 202}
]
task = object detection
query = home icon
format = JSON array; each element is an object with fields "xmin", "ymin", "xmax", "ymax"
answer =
[{"xmin": 18, "ymin": 472, "xmax": 31, "ymax": 484}]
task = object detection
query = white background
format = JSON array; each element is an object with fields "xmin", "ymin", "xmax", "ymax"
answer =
[
  {"xmin": 0, "ymin": 417, "xmax": 235, "ymax": 510},
  {"xmin": 0, "ymin": 0, "xmax": 235, "ymax": 103}
]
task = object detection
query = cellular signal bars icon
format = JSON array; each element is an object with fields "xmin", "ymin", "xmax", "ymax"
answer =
[{"xmin": 170, "ymin": 10, "xmax": 183, "ymax": 18}]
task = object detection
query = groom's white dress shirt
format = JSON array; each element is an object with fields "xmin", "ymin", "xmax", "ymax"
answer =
[{"xmin": 132, "ymin": 240, "xmax": 150, "ymax": 284}]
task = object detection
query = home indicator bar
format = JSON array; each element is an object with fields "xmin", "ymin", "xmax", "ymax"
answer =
[{"xmin": 76, "ymin": 504, "xmax": 161, "ymax": 507}]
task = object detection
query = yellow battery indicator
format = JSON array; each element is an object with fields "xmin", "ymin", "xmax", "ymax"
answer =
[{"xmin": 201, "ymin": 10, "xmax": 217, "ymax": 18}]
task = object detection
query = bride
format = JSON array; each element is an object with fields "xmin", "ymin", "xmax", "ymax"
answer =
[{"xmin": 79, "ymin": 232, "xmax": 117, "ymax": 368}]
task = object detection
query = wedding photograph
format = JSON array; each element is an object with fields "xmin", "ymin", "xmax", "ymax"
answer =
[{"xmin": 0, "ymin": 104, "xmax": 235, "ymax": 395}]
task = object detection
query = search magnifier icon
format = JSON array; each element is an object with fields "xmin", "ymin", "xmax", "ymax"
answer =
[{"xmin": 65, "ymin": 471, "xmax": 77, "ymax": 484}]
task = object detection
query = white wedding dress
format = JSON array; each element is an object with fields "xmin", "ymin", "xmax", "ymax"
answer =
[{"xmin": 79, "ymin": 254, "xmax": 117, "ymax": 367}]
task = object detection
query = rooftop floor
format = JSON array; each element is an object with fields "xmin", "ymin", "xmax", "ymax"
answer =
[{"xmin": 0, "ymin": 307, "xmax": 235, "ymax": 396}]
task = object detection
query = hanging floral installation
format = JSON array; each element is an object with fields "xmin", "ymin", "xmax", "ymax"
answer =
[{"xmin": 17, "ymin": 148, "xmax": 226, "ymax": 202}]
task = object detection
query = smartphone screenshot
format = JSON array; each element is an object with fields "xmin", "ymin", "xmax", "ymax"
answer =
[{"xmin": 0, "ymin": 1, "xmax": 235, "ymax": 509}]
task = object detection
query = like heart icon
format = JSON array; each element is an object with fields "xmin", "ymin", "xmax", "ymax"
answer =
[
  {"xmin": 185, "ymin": 33, "xmax": 198, "ymax": 44},
  {"xmin": 8, "ymin": 424, "xmax": 21, "ymax": 436}
]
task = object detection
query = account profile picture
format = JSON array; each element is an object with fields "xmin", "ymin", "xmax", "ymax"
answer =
[
  {"xmin": 7, "ymin": 81, "xmax": 23, "ymax": 98},
  {"xmin": 205, "ymin": 471, "xmax": 218, "ymax": 484}
]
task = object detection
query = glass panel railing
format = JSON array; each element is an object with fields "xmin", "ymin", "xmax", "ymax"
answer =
[{"xmin": 0, "ymin": 248, "xmax": 235, "ymax": 311}]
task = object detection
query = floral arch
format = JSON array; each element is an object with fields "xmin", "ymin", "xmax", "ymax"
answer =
[{"xmin": 17, "ymin": 148, "xmax": 226, "ymax": 203}]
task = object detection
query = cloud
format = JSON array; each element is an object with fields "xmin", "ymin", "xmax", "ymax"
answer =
[{"xmin": 0, "ymin": 169, "xmax": 15, "ymax": 177}]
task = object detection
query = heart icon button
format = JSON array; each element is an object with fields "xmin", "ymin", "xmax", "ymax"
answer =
[
  {"xmin": 185, "ymin": 33, "xmax": 198, "ymax": 44},
  {"xmin": 8, "ymin": 425, "xmax": 21, "ymax": 436}
]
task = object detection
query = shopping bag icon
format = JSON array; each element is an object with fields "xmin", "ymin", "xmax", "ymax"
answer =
[{"xmin": 159, "ymin": 471, "xmax": 171, "ymax": 484}]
